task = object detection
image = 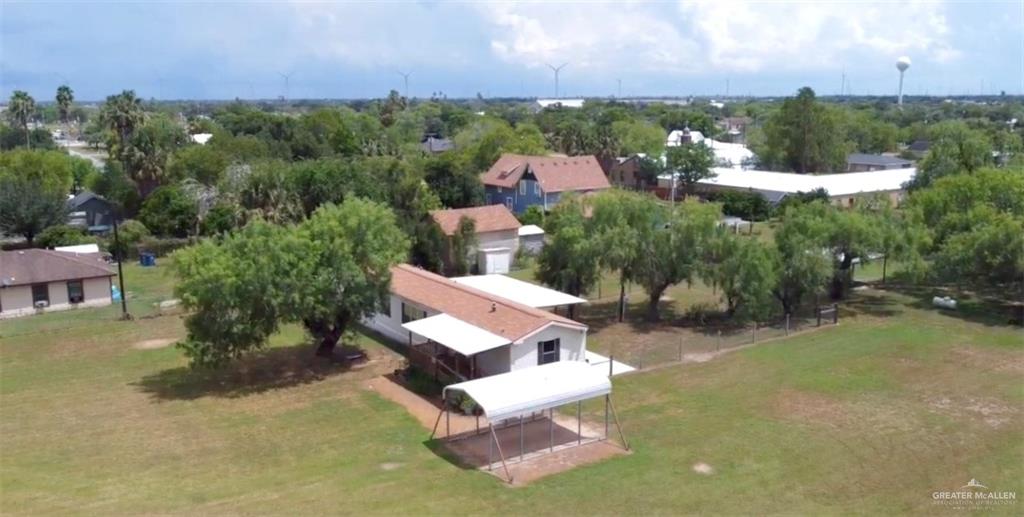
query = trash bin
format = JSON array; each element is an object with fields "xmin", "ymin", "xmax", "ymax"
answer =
[{"xmin": 139, "ymin": 253, "xmax": 156, "ymax": 267}]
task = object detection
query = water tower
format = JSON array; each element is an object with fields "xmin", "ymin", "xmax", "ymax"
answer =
[{"xmin": 896, "ymin": 56, "xmax": 911, "ymax": 107}]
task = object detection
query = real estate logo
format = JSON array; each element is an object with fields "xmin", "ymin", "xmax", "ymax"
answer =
[{"xmin": 932, "ymin": 479, "xmax": 1016, "ymax": 509}]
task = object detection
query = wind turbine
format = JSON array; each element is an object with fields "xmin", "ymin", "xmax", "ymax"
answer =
[
  {"xmin": 397, "ymin": 71, "xmax": 411, "ymax": 98},
  {"xmin": 278, "ymin": 71, "xmax": 293, "ymax": 101},
  {"xmin": 896, "ymin": 56, "xmax": 911, "ymax": 107},
  {"xmin": 546, "ymin": 62, "xmax": 568, "ymax": 98}
]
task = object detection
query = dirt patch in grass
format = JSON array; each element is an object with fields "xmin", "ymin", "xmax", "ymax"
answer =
[
  {"xmin": 950, "ymin": 346, "xmax": 1024, "ymax": 374},
  {"xmin": 925, "ymin": 395, "xmax": 1018, "ymax": 429},
  {"xmin": 774, "ymin": 390, "xmax": 919, "ymax": 433},
  {"xmin": 693, "ymin": 462, "xmax": 714, "ymax": 475},
  {"xmin": 132, "ymin": 338, "xmax": 177, "ymax": 350}
]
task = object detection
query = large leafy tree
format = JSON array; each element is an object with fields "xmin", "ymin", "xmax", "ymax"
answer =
[
  {"xmin": 706, "ymin": 234, "xmax": 778, "ymax": 323},
  {"xmin": 7, "ymin": 91, "xmax": 36, "ymax": 148},
  {"xmin": 121, "ymin": 114, "xmax": 188, "ymax": 197},
  {"xmin": 611, "ymin": 119, "xmax": 666, "ymax": 157},
  {"xmin": 632, "ymin": 201, "xmax": 720, "ymax": 321},
  {"xmin": 100, "ymin": 90, "xmax": 145, "ymax": 164},
  {"xmin": 0, "ymin": 177, "xmax": 67, "ymax": 245},
  {"xmin": 758, "ymin": 87, "xmax": 848, "ymax": 173},
  {"xmin": 910, "ymin": 121, "xmax": 993, "ymax": 189},
  {"xmin": 665, "ymin": 142, "xmax": 715, "ymax": 198},
  {"xmin": 172, "ymin": 198, "xmax": 410, "ymax": 367},
  {"xmin": 536, "ymin": 195, "xmax": 600, "ymax": 319},
  {"xmin": 138, "ymin": 185, "xmax": 199, "ymax": 238},
  {"xmin": 589, "ymin": 190, "xmax": 660, "ymax": 321},
  {"xmin": 420, "ymin": 152, "xmax": 483, "ymax": 209},
  {"xmin": 771, "ymin": 204, "xmax": 833, "ymax": 314}
]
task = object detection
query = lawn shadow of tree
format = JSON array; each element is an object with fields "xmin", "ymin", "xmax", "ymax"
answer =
[
  {"xmin": 133, "ymin": 342, "xmax": 367, "ymax": 402},
  {"xmin": 870, "ymin": 282, "xmax": 1023, "ymax": 328}
]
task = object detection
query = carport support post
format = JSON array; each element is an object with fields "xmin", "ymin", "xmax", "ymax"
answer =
[
  {"xmin": 549, "ymin": 408, "xmax": 554, "ymax": 452},
  {"xmin": 520, "ymin": 416, "xmax": 525, "ymax": 461},
  {"xmin": 488, "ymin": 423, "xmax": 493, "ymax": 470},
  {"xmin": 489, "ymin": 424, "xmax": 513, "ymax": 483},
  {"xmin": 604, "ymin": 394, "xmax": 610, "ymax": 440},
  {"xmin": 445, "ymin": 399, "xmax": 450, "ymax": 438},
  {"xmin": 577, "ymin": 401, "xmax": 582, "ymax": 445}
]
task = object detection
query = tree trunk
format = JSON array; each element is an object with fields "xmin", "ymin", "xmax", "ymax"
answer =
[
  {"xmin": 646, "ymin": 284, "xmax": 668, "ymax": 321},
  {"xmin": 832, "ymin": 253, "xmax": 854, "ymax": 299},
  {"xmin": 305, "ymin": 311, "xmax": 350, "ymax": 358},
  {"xmin": 881, "ymin": 255, "xmax": 888, "ymax": 285},
  {"xmin": 617, "ymin": 272, "xmax": 626, "ymax": 322}
]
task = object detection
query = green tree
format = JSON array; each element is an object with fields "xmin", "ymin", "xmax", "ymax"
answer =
[
  {"xmin": 0, "ymin": 176, "xmax": 68, "ymax": 245},
  {"xmin": 420, "ymin": 152, "xmax": 483, "ymax": 208},
  {"xmin": 105, "ymin": 219, "xmax": 149, "ymax": 259},
  {"xmin": 100, "ymin": 90, "xmax": 145, "ymax": 168},
  {"xmin": 707, "ymin": 234, "xmax": 777, "ymax": 323},
  {"xmin": 172, "ymin": 198, "xmax": 410, "ymax": 366},
  {"xmin": 611, "ymin": 119, "xmax": 666, "ymax": 157},
  {"xmin": 55, "ymin": 85, "xmax": 74, "ymax": 125},
  {"xmin": 519, "ymin": 205, "xmax": 545, "ymax": 227},
  {"xmin": 536, "ymin": 195, "xmax": 599, "ymax": 318},
  {"xmin": 448, "ymin": 216, "xmax": 477, "ymax": 276},
  {"xmin": 911, "ymin": 121, "xmax": 993, "ymax": 189},
  {"xmin": 121, "ymin": 114, "xmax": 189, "ymax": 197},
  {"xmin": 759, "ymin": 87, "xmax": 848, "ymax": 173},
  {"xmin": 168, "ymin": 144, "xmax": 229, "ymax": 186},
  {"xmin": 665, "ymin": 142, "xmax": 715, "ymax": 199},
  {"xmin": 7, "ymin": 91, "xmax": 35, "ymax": 148},
  {"xmin": 632, "ymin": 201, "xmax": 721, "ymax": 320},
  {"xmin": 0, "ymin": 149, "xmax": 75, "ymax": 194},
  {"xmin": 138, "ymin": 185, "xmax": 198, "ymax": 238},
  {"xmin": 772, "ymin": 204, "xmax": 832, "ymax": 314},
  {"xmin": 589, "ymin": 190, "xmax": 660, "ymax": 321}
]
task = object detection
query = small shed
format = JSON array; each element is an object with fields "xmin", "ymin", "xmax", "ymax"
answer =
[{"xmin": 517, "ymin": 225, "xmax": 545, "ymax": 255}]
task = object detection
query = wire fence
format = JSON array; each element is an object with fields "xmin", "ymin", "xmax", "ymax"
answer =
[{"xmin": 584, "ymin": 305, "xmax": 840, "ymax": 372}]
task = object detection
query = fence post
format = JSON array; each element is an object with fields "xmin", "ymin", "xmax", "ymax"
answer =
[
  {"xmin": 816, "ymin": 306, "xmax": 822, "ymax": 327},
  {"xmin": 833, "ymin": 303, "xmax": 839, "ymax": 324},
  {"xmin": 678, "ymin": 337, "xmax": 683, "ymax": 362},
  {"xmin": 785, "ymin": 313, "xmax": 791, "ymax": 335},
  {"xmin": 608, "ymin": 355, "xmax": 614, "ymax": 378},
  {"xmin": 717, "ymin": 330, "xmax": 722, "ymax": 352}
]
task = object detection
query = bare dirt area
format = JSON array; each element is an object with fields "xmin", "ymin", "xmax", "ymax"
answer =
[
  {"xmin": 773, "ymin": 389, "xmax": 919, "ymax": 433},
  {"xmin": 132, "ymin": 338, "xmax": 177, "ymax": 350},
  {"xmin": 926, "ymin": 395, "xmax": 1019, "ymax": 429}
]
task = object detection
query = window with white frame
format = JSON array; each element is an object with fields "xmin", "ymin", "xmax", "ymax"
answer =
[
  {"xmin": 519, "ymin": 180, "xmax": 527, "ymax": 195},
  {"xmin": 537, "ymin": 338, "xmax": 560, "ymax": 365}
]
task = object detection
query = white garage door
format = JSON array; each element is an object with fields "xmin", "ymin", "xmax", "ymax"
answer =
[{"xmin": 479, "ymin": 249, "xmax": 512, "ymax": 274}]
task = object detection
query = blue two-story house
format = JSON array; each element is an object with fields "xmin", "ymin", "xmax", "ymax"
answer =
[{"xmin": 480, "ymin": 154, "xmax": 611, "ymax": 214}]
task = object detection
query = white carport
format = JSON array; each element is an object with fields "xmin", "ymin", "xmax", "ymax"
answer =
[
  {"xmin": 402, "ymin": 314, "xmax": 509, "ymax": 379},
  {"xmin": 451, "ymin": 274, "xmax": 586, "ymax": 309},
  {"xmin": 433, "ymin": 361, "xmax": 628, "ymax": 482}
]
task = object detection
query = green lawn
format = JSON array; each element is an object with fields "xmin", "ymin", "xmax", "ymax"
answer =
[{"xmin": 2, "ymin": 266, "xmax": 1022, "ymax": 514}]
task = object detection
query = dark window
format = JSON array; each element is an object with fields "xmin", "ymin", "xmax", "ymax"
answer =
[
  {"xmin": 67, "ymin": 280, "xmax": 84, "ymax": 304},
  {"xmin": 31, "ymin": 284, "xmax": 49, "ymax": 305},
  {"xmin": 537, "ymin": 339, "xmax": 560, "ymax": 365},
  {"xmin": 401, "ymin": 302, "xmax": 425, "ymax": 323}
]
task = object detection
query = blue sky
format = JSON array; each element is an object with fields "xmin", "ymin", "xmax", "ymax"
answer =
[{"xmin": 2, "ymin": 1, "xmax": 1021, "ymax": 101}]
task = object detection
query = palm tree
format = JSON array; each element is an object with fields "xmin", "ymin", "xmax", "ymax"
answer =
[
  {"xmin": 100, "ymin": 90, "xmax": 144, "ymax": 165},
  {"xmin": 55, "ymin": 85, "xmax": 74, "ymax": 136},
  {"xmin": 7, "ymin": 90, "xmax": 36, "ymax": 149}
]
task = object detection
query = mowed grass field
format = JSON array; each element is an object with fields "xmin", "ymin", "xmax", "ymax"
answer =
[{"xmin": 1, "ymin": 264, "xmax": 1022, "ymax": 514}]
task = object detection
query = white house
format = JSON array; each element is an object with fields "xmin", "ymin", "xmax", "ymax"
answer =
[
  {"xmin": 694, "ymin": 166, "xmax": 917, "ymax": 206},
  {"xmin": 364, "ymin": 264, "xmax": 589, "ymax": 380},
  {"xmin": 430, "ymin": 205, "xmax": 522, "ymax": 274},
  {"xmin": 667, "ymin": 129, "xmax": 755, "ymax": 169},
  {"xmin": 0, "ymin": 249, "xmax": 115, "ymax": 319}
]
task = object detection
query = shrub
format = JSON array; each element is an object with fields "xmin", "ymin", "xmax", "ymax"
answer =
[
  {"xmin": 139, "ymin": 185, "xmax": 198, "ymax": 238},
  {"xmin": 35, "ymin": 225, "xmax": 97, "ymax": 249},
  {"xmin": 519, "ymin": 205, "xmax": 545, "ymax": 227},
  {"xmin": 136, "ymin": 236, "xmax": 191, "ymax": 258},
  {"xmin": 707, "ymin": 190, "xmax": 772, "ymax": 221},
  {"xmin": 104, "ymin": 219, "xmax": 150, "ymax": 259}
]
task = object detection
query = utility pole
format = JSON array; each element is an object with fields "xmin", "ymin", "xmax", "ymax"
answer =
[
  {"xmin": 617, "ymin": 78, "xmax": 622, "ymax": 98},
  {"xmin": 546, "ymin": 62, "xmax": 568, "ymax": 98},
  {"xmin": 397, "ymin": 71, "xmax": 411, "ymax": 98},
  {"xmin": 112, "ymin": 216, "xmax": 131, "ymax": 320}
]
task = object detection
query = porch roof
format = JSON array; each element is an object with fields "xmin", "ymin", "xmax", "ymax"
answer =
[
  {"xmin": 402, "ymin": 313, "xmax": 510, "ymax": 356},
  {"xmin": 443, "ymin": 361, "xmax": 611, "ymax": 421}
]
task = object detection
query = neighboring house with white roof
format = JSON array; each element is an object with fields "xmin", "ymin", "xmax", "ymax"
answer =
[
  {"xmin": 666, "ymin": 129, "xmax": 755, "ymax": 169},
  {"xmin": 694, "ymin": 167, "xmax": 916, "ymax": 207},
  {"xmin": 364, "ymin": 264, "xmax": 589, "ymax": 381},
  {"xmin": 534, "ymin": 98, "xmax": 585, "ymax": 111},
  {"xmin": 190, "ymin": 133, "xmax": 213, "ymax": 145}
]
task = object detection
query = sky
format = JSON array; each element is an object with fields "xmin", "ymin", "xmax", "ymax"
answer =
[{"xmin": 2, "ymin": 0, "xmax": 1022, "ymax": 101}]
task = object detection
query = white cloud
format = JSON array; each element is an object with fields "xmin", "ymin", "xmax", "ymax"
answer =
[{"xmin": 477, "ymin": 0, "xmax": 960, "ymax": 75}]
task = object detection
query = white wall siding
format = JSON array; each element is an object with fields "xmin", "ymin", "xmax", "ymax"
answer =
[
  {"xmin": 362, "ymin": 295, "xmax": 438, "ymax": 345},
  {"xmin": 0, "ymin": 277, "xmax": 112, "ymax": 319},
  {"xmin": 474, "ymin": 346, "xmax": 511, "ymax": 377},
  {"xmin": 477, "ymin": 229, "xmax": 518, "ymax": 254},
  {"xmin": 509, "ymin": 324, "xmax": 587, "ymax": 371}
]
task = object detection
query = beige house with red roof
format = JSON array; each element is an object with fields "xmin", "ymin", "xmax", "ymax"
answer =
[
  {"xmin": 430, "ymin": 205, "xmax": 521, "ymax": 275},
  {"xmin": 0, "ymin": 249, "xmax": 115, "ymax": 319},
  {"xmin": 364, "ymin": 264, "xmax": 589, "ymax": 380},
  {"xmin": 481, "ymin": 154, "xmax": 611, "ymax": 214}
]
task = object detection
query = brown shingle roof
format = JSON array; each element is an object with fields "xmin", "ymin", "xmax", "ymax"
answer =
[
  {"xmin": 481, "ymin": 154, "xmax": 612, "ymax": 193},
  {"xmin": 1, "ymin": 249, "xmax": 115, "ymax": 287},
  {"xmin": 430, "ymin": 205, "xmax": 522, "ymax": 236},
  {"xmin": 389, "ymin": 264, "xmax": 585, "ymax": 342}
]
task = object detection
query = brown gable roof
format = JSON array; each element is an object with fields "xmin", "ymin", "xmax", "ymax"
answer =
[
  {"xmin": 430, "ymin": 205, "xmax": 522, "ymax": 236},
  {"xmin": 389, "ymin": 264, "xmax": 585, "ymax": 342},
  {"xmin": 1, "ymin": 249, "xmax": 115, "ymax": 287},
  {"xmin": 481, "ymin": 154, "xmax": 612, "ymax": 193}
]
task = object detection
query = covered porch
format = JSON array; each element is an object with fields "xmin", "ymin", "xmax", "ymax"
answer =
[{"xmin": 402, "ymin": 313, "xmax": 511, "ymax": 382}]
